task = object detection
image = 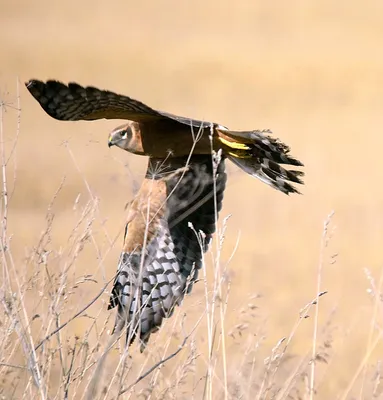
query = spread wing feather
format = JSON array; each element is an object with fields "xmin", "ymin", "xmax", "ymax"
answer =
[
  {"xmin": 25, "ymin": 79, "xmax": 214, "ymax": 128},
  {"xmin": 25, "ymin": 79, "xmax": 164, "ymax": 122}
]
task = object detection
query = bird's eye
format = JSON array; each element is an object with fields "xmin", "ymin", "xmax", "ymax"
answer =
[{"xmin": 120, "ymin": 130, "xmax": 127, "ymax": 139}]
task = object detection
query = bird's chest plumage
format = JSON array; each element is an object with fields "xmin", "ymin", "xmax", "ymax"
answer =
[{"xmin": 123, "ymin": 178, "xmax": 167, "ymax": 253}]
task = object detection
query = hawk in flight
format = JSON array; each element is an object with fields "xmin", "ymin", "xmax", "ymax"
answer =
[{"xmin": 26, "ymin": 80, "xmax": 304, "ymax": 350}]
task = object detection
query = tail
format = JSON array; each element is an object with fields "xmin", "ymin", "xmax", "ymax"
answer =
[{"xmin": 216, "ymin": 128, "xmax": 304, "ymax": 194}]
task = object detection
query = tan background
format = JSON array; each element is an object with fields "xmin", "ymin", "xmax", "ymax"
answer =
[{"xmin": 1, "ymin": 0, "xmax": 383, "ymax": 398}]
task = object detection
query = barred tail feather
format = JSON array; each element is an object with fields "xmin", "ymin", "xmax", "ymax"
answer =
[
  {"xmin": 217, "ymin": 128, "xmax": 304, "ymax": 194},
  {"xmin": 228, "ymin": 156, "xmax": 302, "ymax": 194}
]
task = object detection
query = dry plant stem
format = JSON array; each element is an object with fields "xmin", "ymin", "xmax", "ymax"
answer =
[
  {"xmin": 0, "ymin": 95, "xmax": 10, "ymax": 341},
  {"xmin": 65, "ymin": 142, "xmax": 112, "ymax": 282},
  {"xmin": 55, "ymin": 313, "xmax": 66, "ymax": 384},
  {"xmin": 277, "ymin": 352, "xmax": 311, "ymax": 400},
  {"xmin": 202, "ymin": 133, "xmax": 225, "ymax": 400},
  {"xmin": 308, "ymin": 307, "xmax": 338, "ymax": 392},
  {"xmin": 120, "ymin": 336, "xmax": 188, "ymax": 396},
  {"xmin": 119, "ymin": 311, "xmax": 205, "ymax": 396},
  {"xmin": 258, "ymin": 336, "xmax": 286, "ymax": 400},
  {"xmin": 35, "ymin": 276, "xmax": 116, "ymax": 351},
  {"xmin": 209, "ymin": 128, "xmax": 229, "ymax": 400},
  {"xmin": 6, "ymin": 79, "xmax": 21, "ymax": 207},
  {"xmin": 128, "ymin": 290, "xmax": 188, "ymax": 399},
  {"xmin": 279, "ymin": 304, "xmax": 338, "ymax": 400},
  {"xmin": 41, "ymin": 199, "xmax": 97, "ymax": 353},
  {"xmin": 204, "ymin": 145, "xmax": 217, "ymax": 400},
  {"xmin": 64, "ymin": 341, "xmax": 77, "ymax": 400},
  {"xmin": 99, "ymin": 333, "xmax": 128, "ymax": 400},
  {"xmin": 200, "ymin": 234, "xmax": 213, "ymax": 400},
  {"xmin": 84, "ymin": 331, "xmax": 123, "ymax": 400},
  {"xmin": 265, "ymin": 291, "xmax": 328, "ymax": 400},
  {"xmin": 340, "ymin": 330, "xmax": 383, "ymax": 400},
  {"xmin": 146, "ymin": 312, "xmax": 186, "ymax": 400},
  {"xmin": 0, "ymin": 362, "xmax": 28, "ymax": 369},
  {"xmin": 5, "ymin": 78, "xmax": 21, "ymax": 168},
  {"xmin": 309, "ymin": 211, "xmax": 334, "ymax": 399},
  {"xmin": 360, "ymin": 266, "xmax": 383, "ymax": 398},
  {"xmin": 185, "ymin": 221, "xmax": 223, "ymax": 397},
  {"xmin": 356, "ymin": 265, "xmax": 383, "ymax": 399},
  {"xmin": 1, "ymin": 85, "xmax": 47, "ymax": 399},
  {"xmin": 0, "ymin": 93, "xmax": 9, "ymax": 250}
]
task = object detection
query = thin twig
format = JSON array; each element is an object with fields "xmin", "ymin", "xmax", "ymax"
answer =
[
  {"xmin": 0, "ymin": 90, "xmax": 9, "ymax": 251},
  {"xmin": 64, "ymin": 341, "xmax": 77, "ymax": 400},
  {"xmin": 359, "ymin": 266, "xmax": 383, "ymax": 397},
  {"xmin": 34, "ymin": 275, "xmax": 116, "ymax": 351},
  {"xmin": 119, "ymin": 334, "xmax": 189, "ymax": 396},
  {"xmin": 0, "ymin": 83, "xmax": 47, "ymax": 399},
  {"xmin": 309, "ymin": 211, "xmax": 334, "ymax": 399},
  {"xmin": 0, "ymin": 362, "xmax": 28, "ymax": 370}
]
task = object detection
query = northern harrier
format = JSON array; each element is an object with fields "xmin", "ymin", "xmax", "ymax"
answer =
[{"xmin": 26, "ymin": 80, "xmax": 304, "ymax": 350}]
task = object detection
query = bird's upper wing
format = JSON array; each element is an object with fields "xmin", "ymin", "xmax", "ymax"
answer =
[
  {"xmin": 108, "ymin": 154, "xmax": 227, "ymax": 350},
  {"xmin": 26, "ymin": 79, "xmax": 215, "ymax": 128},
  {"xmin": 25, "ymin": 80, "xmax": 165, "ymax": 122}
]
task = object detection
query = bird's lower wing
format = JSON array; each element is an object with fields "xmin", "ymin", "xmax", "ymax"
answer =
[{"xmin": 108, "ymin": 154, "xmax": 227, "ymax": 350}]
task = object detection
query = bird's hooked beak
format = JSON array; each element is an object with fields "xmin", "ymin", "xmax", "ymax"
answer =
[{"xmin": 108, "ymin": 134, "xmax": 115, "ymax": 148}]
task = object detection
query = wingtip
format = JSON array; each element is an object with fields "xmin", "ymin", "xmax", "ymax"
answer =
[
  {"xmin": 286, "ymin": 156, "xmax": 304, "ymax": 167},
  {"xmin": 25, "ymin": 79, "xmax": 67, "ymax": 90},
  {"xmin": 25, "ymin": 79, "xmax": 37, "ymax": 89},
  {"xmin": 282, "ymin": 185, "xmax": 302, "ymax": 196},
  {"xmin": 282, "ymin": 186, "xmax": 302, "ymax": 196}
]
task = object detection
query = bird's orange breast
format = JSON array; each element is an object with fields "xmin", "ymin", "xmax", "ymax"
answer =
[{"xmin": 123, "ymin": 178, "xmax": 167, "ymax": 253}]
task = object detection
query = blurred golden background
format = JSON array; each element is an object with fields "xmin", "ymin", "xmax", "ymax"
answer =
[{"xmin": 1, "ymin": 1, "xmax": 383, "ymax": 398}]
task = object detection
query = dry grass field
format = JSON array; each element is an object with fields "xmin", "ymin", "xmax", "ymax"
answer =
[{"xmin": 1, "ymin": 1, "xmax": 383, "ymax": 398}]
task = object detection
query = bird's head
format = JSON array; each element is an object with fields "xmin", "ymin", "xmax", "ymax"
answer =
[
  {"xmin": 108, "ymin": 122, "xmax": 144, "ymax": 154},
  {"xmin": 108, "ymin": 124, "xmax": 131, "ymax": 149}
]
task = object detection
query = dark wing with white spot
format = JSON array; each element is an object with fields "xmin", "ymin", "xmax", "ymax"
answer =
[{"xmin": 108, "ymin": 154, "xmax": 227, "ymax": 350}]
